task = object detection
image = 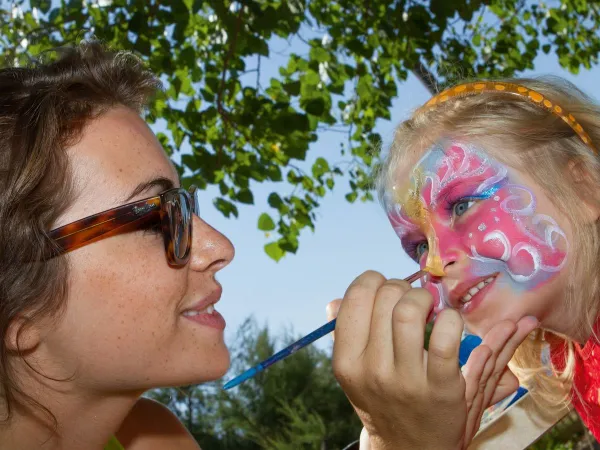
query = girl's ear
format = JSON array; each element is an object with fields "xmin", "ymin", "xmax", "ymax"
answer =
[
  {"xmin": 5, "ymin": 317, "xmax": 41, "ymax": 354},
  {"xmin": 568, "ymin": 159, "xmax": 600, "ymax": 222}
]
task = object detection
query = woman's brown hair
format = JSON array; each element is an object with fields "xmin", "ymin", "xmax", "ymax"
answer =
[{"xmin": 0, "ymin": 41, "xmax": 160, "ymax": 425}]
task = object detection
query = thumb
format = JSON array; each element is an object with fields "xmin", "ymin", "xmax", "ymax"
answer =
[{"xmin": 326, "ymin": 299, "xmax": 342, "ymax": 341}]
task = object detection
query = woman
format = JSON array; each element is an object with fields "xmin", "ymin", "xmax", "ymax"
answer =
[{"xmin": 0, "ymin": 42, "xmax": 515, "ymax": 449}]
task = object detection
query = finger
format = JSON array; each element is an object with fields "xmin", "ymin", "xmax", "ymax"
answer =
[
  {"xmin": 390, "ymin": 287, "xmax": 435, "ymax": 373},
  {"xmin": 465, "ymin": 367, "xmax": 519, "ymax": 444},
  {"xmin": 462, "ymin": 345, "xmax": 492, "ymax": 442},
  {"xmin": 489, "ymin": 368, "xmax": 519, "ymax": 406},
  {"xmin": 426, "ymin": 308, "xmax": 464, "ymax": 385},
  {"xmin": 326, "ymin": 299, "xmax": 342, "ymax": 341},
  {"xmin": 463, "ymin": 344, "xmax": 492, "ymax": 404},
  {"xmin": 481, "ymin": 317, "xmax": 537, "ymax": 408},
  {"xmin": 368, "ymin": 279, "xmax": 413, "ymax": 365},
  {"xmin": 334, "ymin": 271, "xmax": 386, "ymax": 362},
  {"xmin": 462, "ymin": 322, "xmax": 517, "ymax": 441},
  {"xmin": 493, "ymin": 316, "xmax": 538, "ymax": 374}
]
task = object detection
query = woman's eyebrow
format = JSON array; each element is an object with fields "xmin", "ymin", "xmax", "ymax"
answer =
[{"xmin": 124, "ymin": 176, "xmax": 175, "ymax": 202}]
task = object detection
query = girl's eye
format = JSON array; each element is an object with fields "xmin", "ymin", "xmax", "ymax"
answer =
[
  {"xmin": 415, "ymin": 241, "xmax": 428, "ymax": 260},
  {"xmin": 452, "ymin": 200, "xmax": 475, "ymax": 217}
]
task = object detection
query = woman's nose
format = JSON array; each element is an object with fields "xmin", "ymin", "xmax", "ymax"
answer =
[{"xmin": 188, "ymin": 215, "xmax": 235, "ymax": 273}]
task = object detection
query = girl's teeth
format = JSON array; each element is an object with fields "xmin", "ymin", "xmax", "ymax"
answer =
[{"xmin": 461, "ymin": 277, "xmax": 496, "ymax": 304}]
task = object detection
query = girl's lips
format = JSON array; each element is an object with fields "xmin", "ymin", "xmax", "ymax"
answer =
[
  {"xmin": 460, "ymin": 276, "xmax": 497, "ymax": 315},
  {"xmin": 182, "ymin": 310, "xmax": 226, "ymax": 330}
]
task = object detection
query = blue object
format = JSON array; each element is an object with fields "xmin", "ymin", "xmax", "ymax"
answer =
[
  {"xmin": 457, "ymin": 333, "xmax": 529, "ymax": 406},
  {"xmin": 224, "ymin": 325, "xmax": 486, "ymax": 390},
  {"xmin": 223, "ymin": 318, "xmax": 337, "ymax": 390},
  {"xmin": 224, "ymin": 269, "xmax": 427, "ymax": 390},
  {"xmin": 458, "ymin": 334, "xmax": 483, "ymax": 367}
]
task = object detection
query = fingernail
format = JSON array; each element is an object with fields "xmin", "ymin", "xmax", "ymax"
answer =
[
  {"xmin": 326, "ymin": 302, "xmax": 341, "ymax": 321},
  {"xmin": 525, "ymin": 315, "xmax": 540, "ymax": 328}
]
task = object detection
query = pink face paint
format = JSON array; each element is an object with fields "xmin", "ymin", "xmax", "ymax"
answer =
[{"xmin": 386, "ymin": 141, "xmax": 568, "ymax": 316}]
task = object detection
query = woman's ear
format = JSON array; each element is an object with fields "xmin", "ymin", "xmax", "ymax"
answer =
[
  {"xmin": 568, "ymin": 159, "xmax": 600, "ymax": 222},
  {"xmin": 5, "ymin": 317, "xmax": 41, "ymax": 354}
]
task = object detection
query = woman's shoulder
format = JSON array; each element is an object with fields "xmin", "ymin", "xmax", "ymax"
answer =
[{"xmin": 115, "ymin": 397, "xmax": 201, "ymax": 450}]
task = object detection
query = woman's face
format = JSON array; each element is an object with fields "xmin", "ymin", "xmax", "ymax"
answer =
[
  {"xmin": 37, "ymin": 107, "xmax": 235, "ymax": 392},
  {"xmin": 387, "ymin": 141, "xmax": 572, "ymax": 336}
]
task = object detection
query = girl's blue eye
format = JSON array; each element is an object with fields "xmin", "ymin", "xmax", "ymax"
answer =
[
  {"xmin": 453, "ymin": 200, "xmax": 474, "ymax": 217},
  {"xmin": 416, "ymin": 241, "xmax": 428, "ymax": 260}
]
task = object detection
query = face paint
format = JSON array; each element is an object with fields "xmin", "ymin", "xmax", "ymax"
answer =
[{"xmin": 386, "ymin": 141, "xmax": 568, "ymax": 317}]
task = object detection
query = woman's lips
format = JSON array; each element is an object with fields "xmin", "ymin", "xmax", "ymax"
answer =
[{"xmin": 182, "ymin": 309, "xmax": 226, "ymax": 330}]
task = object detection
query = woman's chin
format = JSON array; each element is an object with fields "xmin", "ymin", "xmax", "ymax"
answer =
[{"xmin": 158, "ymin": 348, "xmax": 231, "ymax": 387}]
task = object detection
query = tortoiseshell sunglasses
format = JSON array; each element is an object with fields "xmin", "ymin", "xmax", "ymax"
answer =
[{"xmin": 49, "ymin": 186, "xmax": 199, "ymax": 266}]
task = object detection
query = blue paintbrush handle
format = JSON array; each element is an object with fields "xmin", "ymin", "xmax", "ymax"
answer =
[
  {"xmin": 223, "ymin": 269, "xmax": 427, "ymax": 391},
  {"xmin": 223, "ymin": 319, "xmax": 336, "ymax": 390}
]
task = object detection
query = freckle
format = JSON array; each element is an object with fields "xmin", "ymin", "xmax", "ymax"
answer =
[
  {"xmin": 494, "ymin": 196, "xmax": 500, "ymax": 201},
  {"xmin": 478, "ymin": 223, "xmax": 487, "ymax": 231},
  {"xmin": 494, "ymin": 217, "xmax": 500, "ymax": 223}
]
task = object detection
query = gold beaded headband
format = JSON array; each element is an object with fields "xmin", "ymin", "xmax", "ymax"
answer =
[{"xmin": 417, "ymin": 81, "xmax": 597, "ymax": 154}]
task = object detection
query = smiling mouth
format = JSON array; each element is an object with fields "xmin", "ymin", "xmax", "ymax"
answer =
[
  {"xmin": 460, "ymin": 276, "xmax": 496, "ymax": 304},
  {"xmin": 182, "ymin": 304, "xmax": 215, "ymax": 316}
]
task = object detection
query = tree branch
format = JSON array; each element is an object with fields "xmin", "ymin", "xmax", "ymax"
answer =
[
  {"xmin": 216, "ymin": 5, "xmax": 245, "ymax": 160},
  {"xmin": 411, "ymin": 58, "xmax": 438, "ymax": 94}
]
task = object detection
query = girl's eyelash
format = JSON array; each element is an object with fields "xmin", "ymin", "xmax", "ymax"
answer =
[
  {"xmin": 402, "ymin": 240, "xmax": 427, "ymax": 262},
  {"xmin": 443, "ymin": 194, "xmax": 485, "ymax": 212},
  {"xmin": 403, "ymin": 241, "xmax": 418, "ymax": 260}
]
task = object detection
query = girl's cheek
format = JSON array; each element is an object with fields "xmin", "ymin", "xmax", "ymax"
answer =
[{"xmin": 424, "ymin": 281, "xmax": 446, "ymax": 315}]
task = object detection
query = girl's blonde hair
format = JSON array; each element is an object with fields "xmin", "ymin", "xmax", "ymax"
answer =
[{"xmin": 378, "ymin": 76, "xmax": 600, "ymax": 411}]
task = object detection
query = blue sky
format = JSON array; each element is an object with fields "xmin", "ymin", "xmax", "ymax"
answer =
[{"xmin": 198, "ymin": 50, "xmax": 600, "ymax": 356}]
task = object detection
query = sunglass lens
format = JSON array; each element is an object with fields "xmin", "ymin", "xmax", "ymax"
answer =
[{"xmin": 168, "ymin": 192, "xmax": 191, "ymax": 262}]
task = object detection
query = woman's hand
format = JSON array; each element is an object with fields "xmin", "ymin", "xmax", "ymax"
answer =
[{"xmin": 327, "ymin": 271, "xmax": 538, "ymax": 450}]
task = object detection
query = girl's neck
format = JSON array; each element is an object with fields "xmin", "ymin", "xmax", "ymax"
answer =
[{"xmin": 0, "ymin": 387, "xmax": 141, "ymax": 449}]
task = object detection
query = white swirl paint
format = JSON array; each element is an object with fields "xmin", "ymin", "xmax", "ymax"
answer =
[
  {"xmin": 500, "ymin": 185, "xmax": 536, "ymax": 216},
  {"xmin": 483, "ymin": 231, "xmax": 511, "ymax": 262}
]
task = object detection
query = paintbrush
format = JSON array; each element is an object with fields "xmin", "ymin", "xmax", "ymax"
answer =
[{"xmin": 223, "ymin": 268, "xmax": 428, "ymax": 390}]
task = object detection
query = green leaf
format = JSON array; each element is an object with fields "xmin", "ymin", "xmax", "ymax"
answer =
[
  {"xmin": 32, "ymin": 0, "xmax": 51, "ymax": 13},
  {"xmin": 258, "ymin": 213, "xmax": 276, "ymax": 231},
  {"xmin": 311, "ymin": 157, "xmax": 330, "ymax": 178},
  {"xmin": 236, "ymin": 188, "xmax": 254, "ymax": 204},
  {"xmin": 302, "ymin": 97, "xmax": 326, "ymax": 116},
  {"xmin": 213, "ymin": 198, "xmax": 239, "ymax": 218},
  {"xmin": 268, "ymin": 192, "xmax": 284, "ymax": 209},
  {"xmin": 309, "ymin": 46, "xmax": 330, "ymax": 62},
  {"xmin": 265, "ymin": 242, "xmax": 285, "ymax": 261}
]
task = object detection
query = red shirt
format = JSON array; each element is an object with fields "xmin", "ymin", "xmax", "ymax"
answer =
[{"xmin": 549, "ymin": 327, "xmax": 600, "ymax": 440}]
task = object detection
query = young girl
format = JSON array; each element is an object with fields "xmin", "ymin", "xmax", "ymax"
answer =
[{"xmin": 330, "ymin": 78, "xmax": 600, "ymax": 449}]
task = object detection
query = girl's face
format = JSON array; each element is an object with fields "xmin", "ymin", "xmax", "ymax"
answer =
[
  {"xmin": 33, "ymin": 107, "xmax": 235, "ymax": 393},
  {"xmin": 387, "ymin": 141, "xmax": 572, "ymax": 336}
]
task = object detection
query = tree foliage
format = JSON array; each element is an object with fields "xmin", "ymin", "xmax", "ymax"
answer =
[
  {"xmin": 146, "ymin": 318, "xmax": 361, "ymax": 449},
  {"xmin": 1, "ymin": 0, "xmax": 599, "ymax": 259}
]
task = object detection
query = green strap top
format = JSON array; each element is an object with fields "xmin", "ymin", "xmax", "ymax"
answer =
[{"xmin": 104, "ymin": 435, "xmax": 125, "ymax": 450}]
